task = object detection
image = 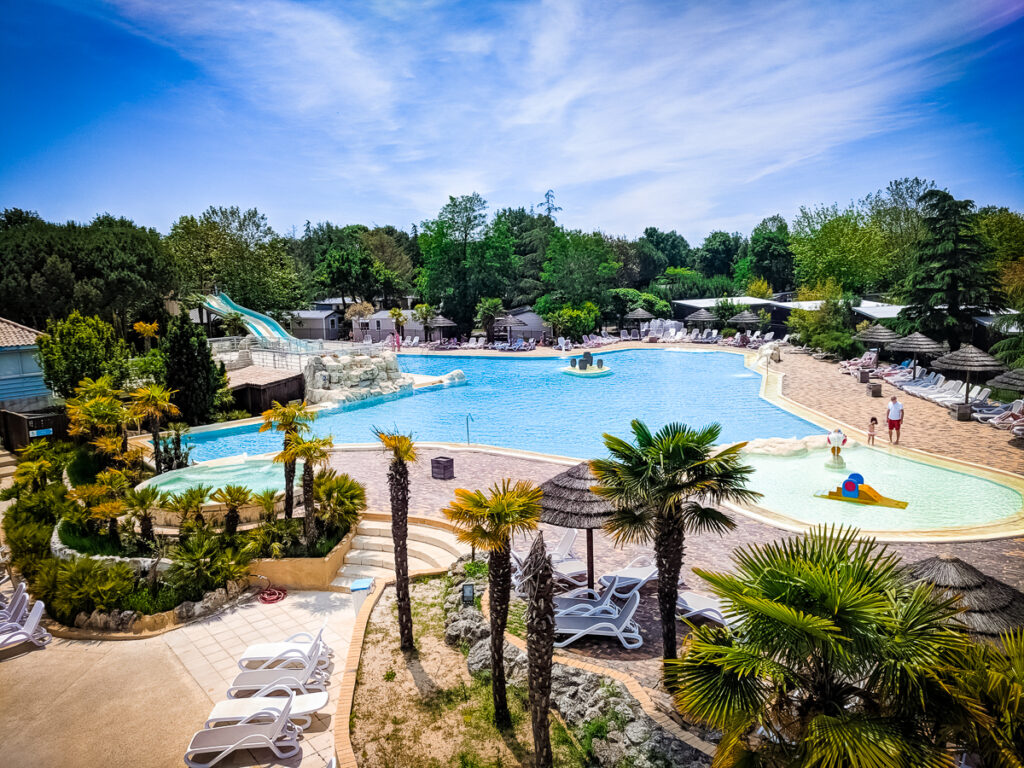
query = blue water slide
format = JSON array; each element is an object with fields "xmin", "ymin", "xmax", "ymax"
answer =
[{"xmin": 201, "ymin": 292, "xmax": 297, "ymax": 340}]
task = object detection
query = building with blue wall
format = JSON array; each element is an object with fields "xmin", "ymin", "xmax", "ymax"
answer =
[{"xmin": 0, "ymin": 317, "xmax": 54, "ymax": 412}]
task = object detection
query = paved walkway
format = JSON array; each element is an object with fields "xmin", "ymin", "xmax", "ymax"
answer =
[{"xmin": 0, "ymin": 585, "xmax": 362, "ymax": 768}]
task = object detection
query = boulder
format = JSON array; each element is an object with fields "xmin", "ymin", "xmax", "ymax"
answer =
[
  {"xmin": 117, "ymin": 610, "xmax": 139, "ymax": 632},
  {"xmin": 226, "ymin": 579, "xmax": 243, "ymax": 600},
  {"xmin": 174, "ymin": 601, "xmax": 196, "ymax": 623},
  {"xmin": 74, "ymin": 611, "xmax": 90, "ymax": 629},
  {"xmin": 85, "ymin": 610, "xmax": 106, "ymax": 630}
]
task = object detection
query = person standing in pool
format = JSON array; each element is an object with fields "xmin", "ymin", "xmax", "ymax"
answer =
[{"xmin": 887, "ymin": 395, "xmax": 904, "ymax": 445}]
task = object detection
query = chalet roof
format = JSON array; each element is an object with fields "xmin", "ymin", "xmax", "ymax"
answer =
[{"xmin": 0, "ymin": 317, "xmax": 42, "ymax": 349}]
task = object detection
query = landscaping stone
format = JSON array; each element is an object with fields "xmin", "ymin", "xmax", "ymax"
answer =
[
  {"xmin": 74, "ymin": 612, "xmax": 89, "ymax": 629},
  {"xmin": 174, "ymin": 601, "xmax": 196, "ymax": 623},
  {"xmin": 304, "ymin": 349, "xmax": 414, "ymax": 405}
]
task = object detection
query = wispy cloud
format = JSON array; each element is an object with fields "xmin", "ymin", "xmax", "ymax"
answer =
[{"xmin": 46, "ymin": 0, "xmax": 1024, "ymax": 234}]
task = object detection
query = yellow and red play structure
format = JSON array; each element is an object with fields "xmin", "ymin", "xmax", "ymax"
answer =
[{"xmin": 815, "ymin": 472, "xmax": 908, "ymax": 509}]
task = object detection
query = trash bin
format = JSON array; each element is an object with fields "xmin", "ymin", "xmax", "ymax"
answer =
[
  {"xmin": 431, "ymin": 456, "xmax": 455, "ymax": 480},
  {"xmin": 858, "ymin": 370, "xmax": 870, "ymax": 384},
  {"xmin": 952, "ymin": 403, "xmax": 973, "ymax": 421},
  {"xmin": 867, "ymin": 383, "xmax": 882, "ymax": 397}
]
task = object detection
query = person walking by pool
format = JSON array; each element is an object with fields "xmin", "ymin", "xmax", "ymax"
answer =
[
  {"xmin": 887, "ymin": 396, "xmax": 904, "ymax": 445},
  {"xmin": 867, "ymin": 417, "xmax": 878, "ymax": 446}
]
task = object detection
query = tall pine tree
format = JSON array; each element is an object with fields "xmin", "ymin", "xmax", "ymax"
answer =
[{"xmin": 162, "ymin": 314, "xmax": 223, "ymax": 425}]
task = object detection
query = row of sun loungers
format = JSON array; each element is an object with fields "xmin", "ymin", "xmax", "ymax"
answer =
[
  {"xmin": 0, "ymin": 579, "xmax": 52, "ymax": 651},
  {"xmin": 183, "ymin": 626, "xmax": 335, "ymax": 767}
]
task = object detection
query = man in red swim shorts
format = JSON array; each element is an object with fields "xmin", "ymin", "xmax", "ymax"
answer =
[{"xmin": 887, "ymin": 395, "xmax": 904, "ymax": 445}]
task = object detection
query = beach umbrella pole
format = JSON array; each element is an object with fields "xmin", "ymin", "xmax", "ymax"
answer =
[{"xmin": 586, "ymin": 529, "xmax": 595, "ymax": 591}]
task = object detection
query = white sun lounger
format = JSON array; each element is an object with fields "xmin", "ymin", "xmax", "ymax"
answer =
[
  {"xmin": 227, "ymin": 653, "xmax": 329, "ymax": 698},
  {"xmin": 554, "ymin": 577, "xmax": 621, "ymax": 617},
  {"xmin": 237, "ymin": 625, "xmax": 332, "ymax": 670},
  {"xmin": 205, "ymin": 683, "xmax": 329, "ymax": 730},
  {"xmin": 554, "ymin": 591, "xmax": 643, "ymax": 649},
  {"xmin": 0, "ymin": 583, "xmax": 28, "ymax": 624},
  {"xmin": 676, "ymin": 591, "xmax": 730, "ymax": 626},
  {"xmin": 549, "ymin": 529, "xmax": 577, "ymax": 563},
  {"xmin": 184, "ymin": 692, "xmax": 301, "ymax": 768},
  {"xmin": 598, "ymin": 555, "xmax": 657, "ymax": 597},
  {"xmin": 0, "ymin": 600, "xmax": 52, "ymax": 650}
]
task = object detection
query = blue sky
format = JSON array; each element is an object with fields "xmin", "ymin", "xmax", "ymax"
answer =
[{"xmin": 2, "ymin": 0, "xmax": 1023, "ymax": 242}]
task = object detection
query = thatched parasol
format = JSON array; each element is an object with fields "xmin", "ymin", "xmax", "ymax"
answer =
[
  {"xmin": 428, "ymin": 314, "xmax": 456, "ymax": 341},
  {"xmin": 908, "ymin": 556, "xmax": 1024, "ymax": 639},
  {"xmin": 988, "ymin": 368, "xmax": 1024, "ymax": 393},
  {"xmin": 495, "ymin": 313, "xmax": 526, "ymax": 342},
  {"xmin": 624, "ymin": 307, "xmax": 655, "ymax": 329},
  {"xmin": 855, "ymin": 324, "xmax": 902, "ymax": 347},
  {"xmin": 728, "ymin": 309, "xmax": 760, "ymax": 328},
  {"xmin": 885, "ymin": 331, "xmax": 944, "ymax": 372},
  {"xmin": 685, "ymin": 308, "xmax": 717, "ymax": 327},
  {"xmin": 931, "ymin": 344, "xmax": 1006, "ymax": 404},
  {"xmin": 539, "ymin": 462, "xmax": 613, "ymax": 590}
]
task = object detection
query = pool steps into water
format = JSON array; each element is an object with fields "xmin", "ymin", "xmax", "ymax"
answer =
[{"xmin": 330, "ymin": 520, "xmax": 467, "ymax": 593}]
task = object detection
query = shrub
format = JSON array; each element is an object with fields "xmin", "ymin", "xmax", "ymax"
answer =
[
  {"xmin": 32, "ymin": 556, "xmax": 135, "ymax": 624},
  {"xmin": 121, "ymin": 582, "xmax": 201, "ymax": 615},
  {"xmin": 721, "ymin": 327, "xmax": 738, "ymax": 338}
]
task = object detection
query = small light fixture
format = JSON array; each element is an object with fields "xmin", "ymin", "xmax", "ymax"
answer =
[{"xmin": 462, "ymin": 582, "xmax": 475, "ymax": 606}]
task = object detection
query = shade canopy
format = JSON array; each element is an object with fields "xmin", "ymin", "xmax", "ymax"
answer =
[
  {"xmin": 931, "ymin": 344, "xmax": 1006, "ymax": 373},
  {"xmin": 495, "ymin": 314, "xmax": 526, "ymax": 328},
  {"xmin": 539, "ymin": 462, "xmax": 614, "ymax": 529},
  {"xmin": 988, "ymin": 368, "xmax": 1024, "ymax": 392},
  {"xmin": 855, "ymin": 324, "xmax": 902, "ymax": 345},
  {"xmin": 431, "ymin": 315, "xmax": 457, "ymax": 327},
  {"xmin": 885, "ymin": 332, "xmax": 945, "ymax": 356},
  {"xmin": 728, "ymin": 310, "xmax": 760, "ymax": 326},
  {"xmin": 624, "ymin": 308, "xmax": 655, "ymax": 321},
  {"xmin": 908, "ymin": 556, "xmax": 1024, "ymax": 638},
  {"xmin": 685, "ymin": 309, "xmax": 717, "ymax": 324}
]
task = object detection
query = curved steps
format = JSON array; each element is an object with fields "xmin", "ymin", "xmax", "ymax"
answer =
[{"xmin": 330, "ymin": 518, "xmax": 467, "ymax": 593}]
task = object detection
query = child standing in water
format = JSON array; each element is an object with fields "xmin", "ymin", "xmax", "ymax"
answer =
[{"xmin": 867, "ymin": 416, "xmax": 878, "ymax": 446}]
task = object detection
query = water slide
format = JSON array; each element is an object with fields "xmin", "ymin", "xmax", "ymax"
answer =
[{"xmin": 201, "ymin": 292, "xmax": 298, "ymax": 341}]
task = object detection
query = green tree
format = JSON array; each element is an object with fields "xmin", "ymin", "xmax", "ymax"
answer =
[
  {"xmin": 417, "ymin": 217, "xmax": 472, "ymax": 328},
  {"xmin": 411, "ymin": 303, "xmax": 437, "ymax": 343},
  {"xmin": 666, "ymin": 526, "xmax": 978, "ymax": 767},
  {"xmin": 791, "ymin": 205, "xmax": 890, "ymax": 292},
  {"xmin": 124, "ymin": 486, "xmax": 161, "ymax": 543},
  {"xmin": 211, "ymin": 485, "xmax": 252, "ymax": 538},
  {"xmin": 540, "ymin": 229, "xmax": 620, "ymax": 306},
  {"xmin": 260, "ymin": 401, "xmax": 316, "ymax": 519},
  {"xmin": 276, "ymin": 434, "xmax": 333, "ymax": 546},
  {"xmin": 161, "ymin": 314, "xmax": 223, "ymax": 425},
  {"xmin": 220, "ymin": 312, "xmax": 248, "ymax": 337},
  {"xmin": 748, "ymin": 215, "xmax": 794, "ymax": 290},
  {"xmin": 861, "ymin": 177, "xmax": 936, "ymax": 277},
  {"xmin": 693, "ymin": 231, "xmax": 744, "ymax": 277},
  {"xmin": 523, "ymin": 533, "xmax": 555, "ymax": 768},
  {"xmin": 376, "ymin": 430, "xmax": 418, "ymax": 652},
  {"xmin": 313, "ymin": 470, "xmax": 366, "ymax": 535},
  {"xmin": 542, "ymin": 302, "xmax": 601, "ymax": 342},
  {"xmin": 898, "ymin": 190, "xmax": 1003, "ymax": 349},
  {"xmin": 640, "ymin": 227, "xmax": 691, "ymax": 269},
  {"xmin": 591, "ymin": 420, "xmax": 759, "ymax": 659},
  {"xmin": 958, "ymin": 629, "xmax": 1024, "ymax": 766},
  {"xmin": 444, "ymin": 479, "xmax": 543, "ymax": 729},
  {"xmin": 37, "ymin": 311, "xmax": 130, "ymax": 398},
  {"xmin": 611, "ymin": 237, "xmax": 667, "ymax": 289},
  {"xmin": 388, "ymin": 307, "xmax": 407, "ymax": 341},
  {"xmin": 474, "ymin": 297, "xmax": 505, "ymax": 343},
  {"xmin": 129, "ymin": 383, "xmax": 181, "ymax": 475}
]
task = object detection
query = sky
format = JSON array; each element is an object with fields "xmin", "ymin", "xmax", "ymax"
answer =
[{"xmin": 2, "ymin": 0, "xmax": 1023, "ymax": 242}]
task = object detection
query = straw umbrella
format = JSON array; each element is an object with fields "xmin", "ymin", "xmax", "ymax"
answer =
[
  {"xmin": 538, "ymin": 462, "xmax": 613, "ymax": 590},
  {"xmin": 624, "ymin": 307, "xmax": 654, "ymax": 333},
  {"xmin": 930, "ymin": 344, "xmax": 1006, "ymax": 404},
  {"xmin": 885, "ymin": 331, "xmax": 945, "ymax": 373},
  {"xmin": 987, "ymin": 368, "xmax": 1024, "ymax": 393},
  {"xmin": 728, "ymin": 309, "xmax": 760, "ymax": 329},
  {"xmin": 855, "ymin": 324, "xmax": 902, "ymax": 347},
  {"xmin": 495, "ymin": 313, "xmax": 526, "ymax": 343},
  {"xmin": 430, "ymin": 315, "xmax": 456, "ymax": 342},
  {"xmin": 685, "ymin": 308, "xmax": 717, "ymax": 329},
  {"xmin": 908, "ymin": 556, "xmax": 1024, "ymax": 640}
]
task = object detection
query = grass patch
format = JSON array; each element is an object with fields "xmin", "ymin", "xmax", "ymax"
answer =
[
  {"xmin": 463, "ymin": 559, "xmax": 488, "ymax": 580},
  {"xmin": 505, "ymin": 599, "xmax": 526, "ymax": 639}
]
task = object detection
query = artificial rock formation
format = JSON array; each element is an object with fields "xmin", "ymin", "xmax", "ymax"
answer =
[{"xmin": 303, "ymin": 351, "xmax": 413, "ymax": 405}]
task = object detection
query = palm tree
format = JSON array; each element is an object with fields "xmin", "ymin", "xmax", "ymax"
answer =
[
  {"xmin": 260, "ymin": 400, "xmax": 316, "ymax": 518},
  {"xmin": 314, "ymin": 469, "xmax": 367, "ymax": 537},
  {"xmin": 376, "ymin": 429, "xmax": 418, "ymax": 652},
  {"xmin": 124, "ymin": 486, "xmax": 162, "ymax": 543},
  {"xmin": 444, "ymin": 479, "xmax": 543, "ymax": 729},
  {"xmin": 275, "ymin": 433, "xmax": 333, "ymax": 547},
  {"xmin": 133, "ymin": 320, "xmax": 159, "ymax": 353},
  {"xmin": 957, "ymin": 628, "xmax": 1024, "ymax": 765},
  {"xmin": 591, "ymin": 420, "xmax": 759, "ymax": 660},
  {"xmin": 251, "ymin": 488, "xmax": 279, "ymax": 522},
  {"xmin": 474, "ymin": 297, "xmax": 504, "ymax": 344},
  {"xmin": 665, "ymin": 526, "xmax": 980, "ymax": 767},
  {"xmin": 167, "ymin": 484, "xmax": 212, "ymax": 532},
  {"xmin": 211, "ymin": 484, "xmax": 252, "ymax": 537},
  {"xmin": 411, "ymin": 303, "xmax": 436, "ymax": 343},
  {"xmin": 522, "ymin": 533, "xmax": 555, "ymax": 768},
  {"xmin": 14, "ymin": 458, "xmax": 53, "ymax": 492},
  {"xmin": 389, "ymin": 307, "xmax": 406, "ymax": 345},
  {"xmin": 129, "ymin": 383, "xmax": 181, "ymax": 475}
]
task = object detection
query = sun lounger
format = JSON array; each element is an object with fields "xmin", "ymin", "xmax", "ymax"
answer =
[
  {"xmin": 554, "ymin": 577, "xmax": 622, "ymax": 616},
  {"xmin": 620, "ymin": 330, "xmax": 629, "ymax": 341},
  {"xmin": 227, "ymin": 653, "xmax": 329, "ymax": 698},
  {"xmin": 549, "ymin": 529, "xmax": 577, "ymax": 563},
  {"xmin": 205, "ymin": 684, "xmax": 329, "ymax": 730},
  {"xmin": 184, "ymin": 692, "xmax": 301, "ymax": 768},
  {"xmin": 924, "ymin": 381, "xmax": 965, "ymax": 403},
  {"xmin": 629, "ymin": 329, "xmax": 640, "ymax": 341},
  {"xmin": 598, "ymin": 555, "xmax": 657, "ymax": 597},
  {"xmin": 0, "ymin": 583, "xmax": 28, "ymax": 624},
  {"xmin": 676, "ymin": 591, "xmax": 729, "ymax": 626},
  {"xmin": 237, "ymin": 626, "xmax": 332, "ymax": 670},
  {"xmin": 972, "ymin": 399, "xmax": 1022, "ymax": 420},
  {"xmin": 984, "ymin": 410, "xmax": 1024, "ymax": 429},
  {"xmin": 0, "ymin": 600, "xmax": 52, "ymax": 650},
  {"xmin": 554, "ymin": 591, "xmax": 643, "ymax": 649}
]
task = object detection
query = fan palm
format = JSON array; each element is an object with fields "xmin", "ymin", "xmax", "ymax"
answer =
[
  {"xmin": 129, "ymin": 383, "xmax": 181, "ymax": 475},
  {"xmin": 591, "ymin": 420, "xmax": 759, "ymax": 659},
  {"xmin": 522, "ymin": 533, "xmax": 555, "ymax": 768},
  {"xmin": 260, "ymin": 400, "xmax": 316, "ymax": 518},
  {"xmin": 665, "ymin": 526, "xmax": 981, "ymax": 767},
  {"xmin": 124, "ymin": 486, "xmax": 162, "ymax": 542},
  {"xmin": 444, "ymin": 479, "xmax": 543, "ymax": 729},
  {"xmin": 275, "ymin": 433, "xmax": 332, "ymax": 546},
  {"xmin": 251, "ymin": 488, "xmax": 280, "ymax": 522},
  {"xmin": 14, "ymin": 458, "xmax": 53, "ymax": 492},
  {"xmin": 314, "ymin": 470, "xmax": 367, "ymax": 536},
  {"xmin": 211, "ymin": 484, "xmax": 252, "ymax": 537},
  {"xmin": 166, "ymin": 484, "xmax": 212, "ymax": 531},
  {"xmin": 957, "ymin": 628, "xmax": 1024, "ymax": 766},
  {"xmin": 376, "ymin": 429, "xmax": 417, "ymax": 652}
]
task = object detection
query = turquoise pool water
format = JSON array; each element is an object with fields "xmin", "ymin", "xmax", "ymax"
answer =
[
  {"xmin": 188, "ymin": 350, "xmax": 818, "ymax": 462},
  {"xmin": 743, "ymin": 448, "xmax": 1022, "ymax": 531},
  {"xmin": 139, "ymin": 457, "xmax": 303, "ymax": 495}
]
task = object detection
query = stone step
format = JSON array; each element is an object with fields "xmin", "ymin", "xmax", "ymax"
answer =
[
  {"xmin": 342, "ymin": 549, "xmax": 435, "ymax": 572},
  {"xmin": 355, "ymin": 521, "xmax": 464, "ymax": 558},
  {"xmin": 329, "ymin": 564, "xmax": 394, "ymax": 593},
  {"xmin": 347, "ymin": 535, "xmax": 458, "ymax": 568}
]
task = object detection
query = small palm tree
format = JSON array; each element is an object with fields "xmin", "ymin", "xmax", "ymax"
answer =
[
  {"xmin": 91, "ymin": 499, "xmax": 124, "ymax": 544},
  {"xmin": 314, "ymin": 470, "xmax": 367, "ymax": 536},
  {"xmin": 412, "ymin": 303, "xmax": 436, "ymax": 343},
  {"xmin": 957, "ymin": 628, "xmax": 1024, "ymax": 765},
  {"xmin": 376, "ymin": 429, "xmax": 417, "ymax": 652},
  {"xmin": 275, "ymin": 433, "xmax": 333, "ymax": 547},
  {"xmin": 474, "ymin": 297, "xmax": 505, "ymax": 344},
  {"xmin": 133, "ymin": 320, "xmax": 159, "ymax": 353},
  {"xmin": 389, "ymin": 307, "xmax": 406, "ymax": 344},
  {"xmin": 444, "ymin": 479, "xmax": 543, "ymax": 729},
  {"xmin": 129, "ymin": 383, "xmax": 181, "ymax": 475},
  {"xmin": 14, "ymin": 458, "xmax": 53, "ymax": 492},
  {"xmin": 666, "ymin": 526, "xmax": 979, "ymax": 767},
  {"xmin": 166, "ymin": 484, "xmax": 212, "ymax": 534},
  {"xmin": 221, "ymin": 312, "xmax": 247, "ymax": 338},
  {"xmin": 260, "ymin": 400, "xmax": 316, "ymax": 518},
  {"xmin": 251, "ymin": 488, "xmax": 280, "ymax": 522},
  {"xmin": 211, "ymin": 484, "xmax": 252, "ymax": 537},
  {"xmin": 591, "ymin": 420, "xmax": 759, "ymax": 659},
  {"xmin": 124, "ymin": 485, "xmax": 162, "ymax": 542},
  {"xmin": 523, "ymin": 533, "xmax": 555, "ymax": 768}
]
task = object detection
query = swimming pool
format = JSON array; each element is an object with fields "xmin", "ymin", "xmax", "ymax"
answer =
[
  {"xmin": 139, "ymin": 456, "xmax": 303, "ymax": 495},
  {"xmin": 188, "ymin": 350, "xmax": 818, "ymax": 462}
]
